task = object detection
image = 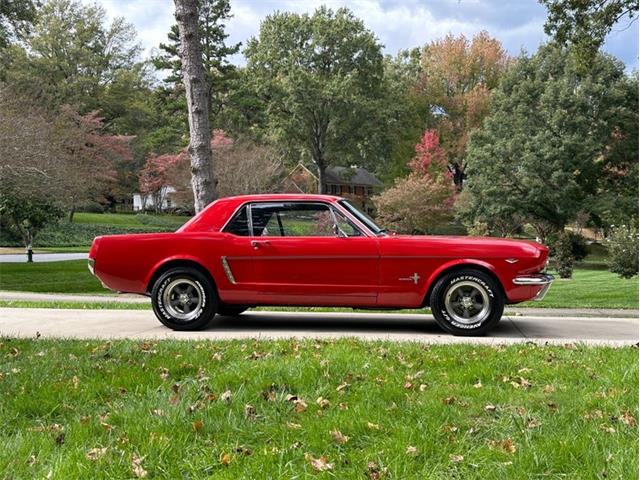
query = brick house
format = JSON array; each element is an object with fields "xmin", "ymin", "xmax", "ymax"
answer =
[{"xmin": 280, "ymin": 163, "xmax": 383, "ymax": 213}]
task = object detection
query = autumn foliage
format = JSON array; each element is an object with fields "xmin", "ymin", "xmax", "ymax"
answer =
[{"xmin": 375, "ymin": 130, "xmax": 456, "ymax": 233}]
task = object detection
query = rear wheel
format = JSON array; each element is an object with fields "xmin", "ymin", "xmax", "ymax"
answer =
[
  {"xmin": 151, "ymin": 267, "xmax": 216, "ymax": 331},
  {"xmin": 430, "ymin": 269, "xmax": 504, "ymax": 336},
  {"xmin": 217, "ymin": 305, "xmax": 249, "ymax": 316}
]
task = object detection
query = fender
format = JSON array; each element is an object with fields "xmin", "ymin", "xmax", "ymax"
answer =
[
  {"xmin": 144, "ymin": 254, "xmax": 213, "ymax": 291},
  {"xmin": 420, "ymin": 258, "xmax": 501, "ymax": 301}
]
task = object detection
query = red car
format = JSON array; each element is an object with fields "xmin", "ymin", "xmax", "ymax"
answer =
[{"xmin": 89, "ymin": 194, "xmax": 553, "ymax": 335}]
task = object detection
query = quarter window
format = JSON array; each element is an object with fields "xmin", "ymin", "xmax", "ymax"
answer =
[{"xmin": 223, "ymin": 205, "xmax": 250, "ymax": 236}]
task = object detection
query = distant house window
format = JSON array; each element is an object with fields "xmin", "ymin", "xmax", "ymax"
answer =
[
  {"xmin": 366, "ymin": 187, "xmax": 373, "ymax": 196},
  {"xmin": 349, "ymin": 185, "xmax": 355, "ymax": 194},
  {"xmin": 330, "ymin": 184, "xmax": 339, "ymax": 195}
]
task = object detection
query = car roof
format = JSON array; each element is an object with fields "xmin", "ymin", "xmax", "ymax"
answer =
[{"xmin": 178, "ymin": 194, "xmax": 344, "ymax": 233}]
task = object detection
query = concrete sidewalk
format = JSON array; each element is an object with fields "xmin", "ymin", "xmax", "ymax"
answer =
[
  {"xmin": 0, "ymin": 307, "xmax": 637, "ymax": 346},
  {"xmin": 0, "ymin": 290, "xmax": 637, "ymax": 318}
]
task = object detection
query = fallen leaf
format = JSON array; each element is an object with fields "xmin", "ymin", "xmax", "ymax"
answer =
[
  {"xmin": 419, "ymin": 384, "xmax": 428, "ymax": 391},
  {"xmin": 406, "ymin": 445, "xmax": 418, "ymax": 455},
  {"xmin": 449, "ymin": 454, "xmax": 464, "ymax": 463},
  {"xmin": 131, "ymin": 454, "xmax": 147, "ymax": 478},
  {"xmin": 620, "ymin": 411, "xmax": 637, "ymax": 427},
  {"xmin": 316, "ymin": 397, "xmax": 330, "ymax": 409},
  {"xmin": 473, "ymin": 380, "xmax": 483, "ymax": 389},
  {"xmin": 543, "ymin": 384, "xmax": 556, "ymax": 394},
  {"xmin": 294, "ymin": 399, "xmax": 308, "ymax": 413},
  {"xmin": 336, "ymin": 382, "xmax": 350, "ymax": 393},
  {"xmin": 331, "ymin": 430, "xmax": 349, "ymax": 444},
  {"xmin": 287, "ymin": 421, "xmax": 302, "ymax": 429},
  {"xmin": 485, "ymin": 404, "xmax": 497, "ymax": 412},
  {"xmin": 159, "ymin": 368, "xmax": 169, "ymax": 380},
  {"xmin": 526, "ymin": 418, "xmax": 541, "ymax": 429},
  {"xmin": 220, "ymin": 453, "xmax": 232, "ymax": 466},
  {"xmin": 86, "ymin": 448, "xmax": 107, "ymax": 461},
  {"xmin": 27, "ymin": 455, "xmax": 36, "ymax": 466},
  {"xmin": 192, "ymin": 420, "xmax": 204, "ymax": 432},
  {"xmin": 72, "ymin": 376, "xmax": 80, "ymax": 389},
  {"xmin": 244, "ymin": 404, "xmax": 257, "ymax": 421},
  {"xmin": 443, "ymin": 397, "xmax": 456, "ymax": 405},
  {"xmin": 489, "ymin": 438, "xmax": 516, "ymax": 454},
  {"xmin": 366, "ymin": 422, "xmax": 381, "ymax": 430},
  {"xmin": 600, "ymin": 425, "xmax": 616, "ymax": 434},
  {"xmin": 220, "ymin": 390, "xmax": 232, "ymax": 403},
  {"xmin": 285, "ymin": 394, "xmax": 298, "ymax": 402},
  {"xmin": 367, "ymin": 461, "xmax": 388, "ymax": 479},
  {"xmin": 305, "ymin": 453, "xmax": 334, "ymax": 472},
  {"xmin": 152, "ymin": 409, "xmax": 165, "ymax": 417}
]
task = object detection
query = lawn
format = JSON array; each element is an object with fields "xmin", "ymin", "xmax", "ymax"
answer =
[
  {"xmin": 0, "ymin": 338, "xmax": 636, "ymax": 479},
  {"xmin": 73, "ymin": 212, "xmax": 189, "ymax": 229},
  {"xmin": 1, "ymin": 260, "xmax": 637, "ymax": 309},
  {"xmin": 0, "ymin": 261, "xmax": 105, "ymax": 294}
]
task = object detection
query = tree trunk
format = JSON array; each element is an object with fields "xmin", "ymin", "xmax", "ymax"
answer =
[
  {"xmin": 317, "ymin": 163, "xmax": 326, "ymax": 194},
  {"xmin": 68, "ymin": 205, "xmax": 75, "ymax": 223},
  {"xmin": 174, "ymin": 0, "xmax": 216, "ymax": 213}
]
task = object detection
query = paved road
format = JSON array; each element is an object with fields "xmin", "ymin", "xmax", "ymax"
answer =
[
  {"xmin": 0, "ymin": 253, "xmax": 88, "ymax": 263},
  {"xmin": 0, "ymin": 308, "xmax": 636, "ymax": 346}
]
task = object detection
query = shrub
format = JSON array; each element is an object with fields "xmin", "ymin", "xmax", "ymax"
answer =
[
  {"xmin": 606, "ymin": 221, "xmax": 639, "ymax": 279},
  {"xmin": 553, "ymin": 232, "xmax": 574, "ymax": 279}
]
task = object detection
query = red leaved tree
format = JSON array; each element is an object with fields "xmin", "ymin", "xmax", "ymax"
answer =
[
  {"xmin": 56, "ymin": 107, "xmax": 134, "ymax": 220},
  {"xmin": 374, "ymin": 130, "xmax": 456, "ymax": 233}
]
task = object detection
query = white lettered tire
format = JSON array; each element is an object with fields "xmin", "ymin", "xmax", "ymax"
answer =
[
  {"xmin": 430, "ymin": 269, "xmax": 504, "ymax": 336},
  {"xmin": 151, "ymin": 267, "xmax": 217, "ymax": 331}
]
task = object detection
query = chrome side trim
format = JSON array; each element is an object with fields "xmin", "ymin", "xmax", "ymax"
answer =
[
  {"xmin": 512, "ymin": 274, "xmax": 554, "ymax": 285},
  {"xmin": 221, "ymin": 256, "xmax": 236, "ymax": 284},
  {"xmin": 88, "ymin": 258, "xmax": 95, "ymax": 275},
  {"xmin": 513, "ymin": 273, "xmax": 554, "ymax": 301}
]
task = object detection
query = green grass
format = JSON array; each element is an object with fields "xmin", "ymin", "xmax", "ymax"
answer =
[
  {"xmin": 73, "ymin": 212, "xmax": 189, "ymax": 229},
  {"xmin": 0, "ymin": 261, "xmax": 106, "ymax": 294},
  {"xmin": 521, "ymin": 269, "xmax": 638, "ymax": 309},
  {"xmin": 0, "ymin": 338, "xmax": 636, "ymax": 479},
  {"xmin": 39, "ymin": 247, "xmax": 90, "ymax": 253}
]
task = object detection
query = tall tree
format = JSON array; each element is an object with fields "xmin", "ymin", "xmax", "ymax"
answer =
[
  {"xmin": 174, "ymin": 0, "xmax": 216, "ymax": 212},
  {"xmin": 154, "ymin": 0, "xmax": 240, "ymax": 121},
  {"xmin": 244, "ymin": 7, "xmax": 384, "ymax": 193},
  {"xmin": 458, "ymin": 45, "xmax": 634, "ymax": 242},
  {"xmin": 4, "ymin": 0, "xmax": 143, "ymax": 116},
  {"xmin": 417, "ymin": 32, "xmax": 510, "ymax": 189},
  {"xmin": 541, "ymin": 0, "xmax": 638, "ymax": 67},
  {"xmin": 0, "ymin": 0, "xmax": 38, "ymax": 49}
]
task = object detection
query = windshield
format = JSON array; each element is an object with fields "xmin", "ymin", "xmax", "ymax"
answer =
[{"xmin": 338, "ymin": 200, "xmax": 386, "ymax": 235}]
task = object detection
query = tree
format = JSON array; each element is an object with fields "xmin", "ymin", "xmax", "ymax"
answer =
[
  {"xmin": 541, "ymin": 0, "xmax": 638, "ymax": 67},
  {"xmin": 4, "ymin": 0, "xmax": 143, "ymax": 115},
  {"xmin": 374, "ymin": 130, "xmax": 456, "ymax": 234},
  {"xmin": 417, "ymin": 32, "xmax": 510, "ymax": 189},
  {"xmin": 460, "ymin": 45, "xmax": 633, "ymax": 243},
  {"xmin": 0, "ymin": 0, "xmax": 38, "ymax": 49},
  {"xmin": 607, "ymin": 220, "xmax": 639, "ymax": 278},
  {"xmin": 244, "ymin": 7, "xmax": 384, "ymax": 193},
  {"xmin": 174, "ymin": 0, "xmax": 216, "ymax": 213},
  {"xmin": 154, "ymin": 0, "xmax": 240, "ymax": 121},
  {"xmin": 143, "ymin": 130, "xmax": 284, "ymax": 210}
]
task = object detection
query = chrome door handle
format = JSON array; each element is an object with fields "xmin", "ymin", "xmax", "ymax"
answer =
[{"xmin": 251, "ymin": 240, "xmax": 270, "ymax": 249}]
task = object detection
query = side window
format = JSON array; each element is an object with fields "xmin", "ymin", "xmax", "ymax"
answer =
[
  {"xmin": 251, "ymin": 202, "xmax": 342, "ymax": 237},
  {"xmin": 223, "ymin": 205, "xmax": 250, "ymax": 236},
  {"xmin": 334, "ymin": 209, "xmax": 363, "ymax": 237}
]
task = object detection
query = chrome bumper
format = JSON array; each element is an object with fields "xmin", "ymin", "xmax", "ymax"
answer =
[{"xmin": 513, "ymin": 273, "xmax": 554, "ymax": 301}]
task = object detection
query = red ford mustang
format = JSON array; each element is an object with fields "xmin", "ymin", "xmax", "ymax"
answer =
[{"xmin": 89, "ymin": 194, "xmax": 553, "ymax": 335}]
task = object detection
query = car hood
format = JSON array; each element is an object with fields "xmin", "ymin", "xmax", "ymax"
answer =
[{"xmin": 385, "ymin": 234, "xmax": 548, "ymax": 258}]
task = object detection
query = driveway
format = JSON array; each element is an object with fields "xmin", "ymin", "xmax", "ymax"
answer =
[
  {"xmin": 0, "ymin": 253, "xmax": 88, "ymax": 263},
  {"xmin": 0, "ymin": 308, "xmax": 636, "ymax": 346}
]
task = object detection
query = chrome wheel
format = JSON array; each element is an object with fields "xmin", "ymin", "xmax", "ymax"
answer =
[
  {"xmin": 162, "ymin": 278, "xmax": 203, "ymax": 321},
  {"xmin": 444, "ymin": 280, "xmax": 490, "ymax": 325}
]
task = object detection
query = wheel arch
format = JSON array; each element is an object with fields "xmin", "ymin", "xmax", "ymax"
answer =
[
  {"xmin": 145, "ymin": 257, "xmax": 218, "ymax": 295},
  {"xmin": 422, "ymin": 260, "xmax": 506, "ymax": 307}
]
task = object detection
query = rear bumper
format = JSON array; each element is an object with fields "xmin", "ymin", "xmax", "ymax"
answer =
[{"xmin": 513, "ymin": 273, "xmax": 554, "ymax": 301}]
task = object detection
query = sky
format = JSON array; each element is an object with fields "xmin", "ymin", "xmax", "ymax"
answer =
[{"xmin": 98, "ymin": 0, "xmax": 639, "ymax": 71}]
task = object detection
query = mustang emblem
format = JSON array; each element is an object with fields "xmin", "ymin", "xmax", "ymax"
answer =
[{"xmin": 399, "ymin": 273, "xmax": 421, "ymax": 285}]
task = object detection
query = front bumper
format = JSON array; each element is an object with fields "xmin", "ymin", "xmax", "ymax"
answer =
[{"xmin": 513, "ymin": 273, "xmax": 554, "ymax": 301}]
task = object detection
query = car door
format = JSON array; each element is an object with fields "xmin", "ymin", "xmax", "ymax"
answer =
[{"xmin": 248, "ymin": 201, "xmax": 380, "ymax": 306}]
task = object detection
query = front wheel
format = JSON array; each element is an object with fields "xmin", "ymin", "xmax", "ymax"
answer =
[
  {"xmin": 151, "ymin": 267, "xmax": 217, "ymax": 331},
  {"xmin": 430, "ymin": 269, "xmax": 504, "ymax": 336}
]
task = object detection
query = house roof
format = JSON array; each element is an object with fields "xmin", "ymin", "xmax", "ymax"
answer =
[{"xmin": 324, "ymin": 166, "xmax": 383, "ymax": 186}]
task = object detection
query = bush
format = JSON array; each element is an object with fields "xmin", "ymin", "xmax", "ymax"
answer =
[
  {"xmin": 553, "ymin": 232, "xmax": 574, "ymax": 279},
  {"xmin": 606, "ymin": 221, "xmax": 639, "ymax": 279}
]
